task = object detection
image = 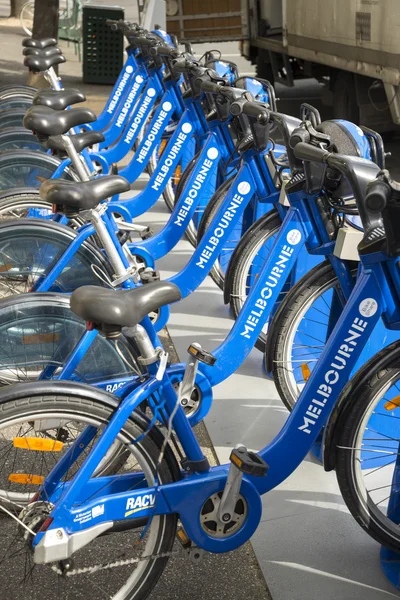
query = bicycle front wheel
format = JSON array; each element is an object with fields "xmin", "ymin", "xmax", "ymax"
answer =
[
  {"xmin": 336, "ymin": 345, "xmax": 400, "ymax": 551},
  {"xmin": 269, "ymin": 262, "xmax": 357, "ymax": 410},
  {"xmin": 0, "ymin": 389, "xmax": 178, "ymax": 599}
]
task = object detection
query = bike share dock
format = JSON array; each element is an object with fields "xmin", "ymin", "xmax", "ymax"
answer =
[{"xmin": 1, "ymin": 7, "xmax": 400, "ymax": 598}]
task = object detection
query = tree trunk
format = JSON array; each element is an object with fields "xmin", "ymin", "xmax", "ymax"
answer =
[
  {"xmin": 10, "ymin": 0, "xmax": 26, "ymax": 18},
  {"xmin": 32, "ymin": 0, "xmax": 59, "ymax": 39},
  {"xmin": 27, "ymin": 0, "xmax": 60, "ymax": 87}
]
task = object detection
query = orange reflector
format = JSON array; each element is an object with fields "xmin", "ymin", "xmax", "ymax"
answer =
[
  {"xmin": 384, "ymin": 396, "xmax": 400, "ymax": 411},
  {"xmin": 13, "ymin": 437, "xmax": 64, "ymax": 452},
  {"xmin": 8, "ymin": 473, "xmax": 45, "ymax": 485},
  {"xmin": 0, "ymin": 263, "xmax": 12, "ymax": 273},
  {"xmin": 301, "ymin": 363, "xmax": 311, "ymax": 382},
  {"xmin": 158, "ymin": 139, "xmax": 167, "ymax": 158},
  {"xmin": 22, "ymin": 332, "xmax": 60, "ymax": 345},
  {"xmin": 173, "ymin": 164, "xmax": 182, "ymax": 185}
]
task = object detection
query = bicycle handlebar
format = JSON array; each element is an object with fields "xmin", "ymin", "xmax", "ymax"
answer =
[
  {"xmin": 198, "ymin": 80, "xmax": 224, "ymax": 93},
  {"xmin": 365, "ymin": 178, "xmax": 392, "ymax": 213},
  {"xmin": 293, "ymin": 142, "xmax": 331, "ymax": 164},
  {"xmin": 133, "ymin": 36, "xmax": 158, "ymax": 47},
  {"xmin": 230, "ymin": 99, "xmax": 269, "ymax": 124},
  {"xmin": 149, "ymin": 46, "xmax": 180, "ymax": 58}
]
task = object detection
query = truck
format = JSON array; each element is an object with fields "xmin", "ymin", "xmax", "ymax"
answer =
[{"xmin": 165, "ymin": 0, "xmax": 400, "ymax": 131}]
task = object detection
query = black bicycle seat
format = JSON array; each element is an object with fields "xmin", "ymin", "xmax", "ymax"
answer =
[
  {"xmin": 23, "ymin": 46, "xmax": 62, "ymax": 57},
  {"xmin": 46, "ymin": 131, "xmax": 105, "ymax": 154},
  {"xmin": 23, "ymin": 105, "xmax": 96, "ymax": 136},
  {"xmin": 33, "ymin": 88, "xmax": 86, "ymax": 110},
  {"xmin": 70, "ymin": 282, "xmax": 182, "ymax": 328},
  {"xmin": 22, "ymin": 37, "xmax": 57, "ymax": 49},
  {"xmin": 24, "ymin": 53, "xmax": 66, "ymax": 73},
  {"xmin": 40, "ymin": 175, "xmax": 131, "ymax": 210}
]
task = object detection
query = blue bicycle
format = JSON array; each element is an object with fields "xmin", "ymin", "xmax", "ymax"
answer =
[{"xmin": 0, "ymin": 132, "xmax": 399, "ymax": 596}]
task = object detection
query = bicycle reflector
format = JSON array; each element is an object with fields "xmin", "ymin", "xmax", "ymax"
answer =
[
  {"xmin": 9, "ymin": 474, "xmax": 45, "ymax": 485},
  {"xmin": 384, "ymin": 396, "xmax": 400, "ymax": 411},
  {"xmin": 13, "ymin": 438, "xmax": 64, "ymax": 452},
  {"xmin": 301, "ymin": 363, "xmax": 311, "ymax": 382}
]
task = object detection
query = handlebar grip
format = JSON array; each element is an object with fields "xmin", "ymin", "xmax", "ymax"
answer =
[
  {"xmin": 241, "ymin": 101, "xmax": 269, "ymax": 123},
  {"xmin": 133, "ymin": 36, "xmax": 157, "ymax": 47},
  {"xmin": 172, "ymin": 59, "xmax": 194, "ymax": 73},
  {"xmin": 242, "ymin": 101, "xmax": 267, "ymax": 119},
  {"xmin": 293, "ymin": 142, "xmax": 331, "ymax": 164},
  {"xmin": 198, "ymin": 80, "xmax": 224, "ymax": 93},
  {"xmin": 365, "ymin": 179, "xmax": 391, "ymax": 213},
  {"xmin": 149, "ymin": 46, "xmax": 179, "ymax": 58}
]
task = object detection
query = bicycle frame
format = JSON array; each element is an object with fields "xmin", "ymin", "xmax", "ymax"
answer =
[{"xmin": 31, "ymin": 245, "xmax": 396, "ymax": 561}]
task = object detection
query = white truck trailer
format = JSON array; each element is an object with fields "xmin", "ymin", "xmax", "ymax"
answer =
[{"xmin": 165, "ymin": 0, "xmax": 400, "ymax": 130}]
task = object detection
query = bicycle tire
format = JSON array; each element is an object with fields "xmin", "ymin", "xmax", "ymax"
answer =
[
  {"xmin": 0, "ymin": 149, "xmax": 78, "ymax": 191},
  {"xmin": 0, "ymin": 218, "xmax": 114, "ymax": 298},
  {"xmin": 335, "ymin": 345, "xmax": 400, "ymax": 551},
  {"xmin": 0, "ymin": 387, "xmax": 178, "ymax": 598},
  {"xmin": 20, "ymin": 0, "xmax": 34, "ymax": 35},
  {"xmin": 0, "ymin": 108, "xmax": 27, "ymax": 129},
  {"xmin": 268, "ymin": 262, "xmax": 357, "ymax": 410},
  {"xmin": 0, "ymin": 292, "xmax": 135, "ymax": 385},
  {"xmin": 0, "ymin": 85, "xmax": 37, "ymax": 100},
  {"xmin": 0, "ymin": 127, "xmax": 45, "ymax": 152}
]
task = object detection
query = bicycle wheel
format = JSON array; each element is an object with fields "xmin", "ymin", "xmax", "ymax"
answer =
[
  {"xmin": 20, "ymin": 0, "xmax": 34, "ymax": 35},
  {"xmin": 269, "ymin": 262, "xmax": 357, "ymax": 410},
  {"xmin": 0, "ymin": 150, "xmax": 77, "ymax": 191},
  {"xmin": 0, "ymin": 127, "xmax": 45, "ymax": 152},
  {"xmin": 196, "ymin": 174, "xmax": 241, "ymax": 289},
  {"xmin": 0, "ymin": 219, "xmax": 113, "ymax": 298},
  {"xmin": 226, "ymin": 210, "xmax": 282, "ymax": 352},
  {"xmin": 0, "ymin": 292, "xmax": 137, "ymax": 385},
  {"xmin": 0, "ymin": 108, "xmax": 27, "ymax": 129},
  {"xmin": 0, "ymin": 85, "xmax": 37, "ymax": 100},
  {"xmin": 335, "ymin": 345, "xmax": 400, "ymax": 551},
  {"xmin": 0, "ymin": 96, "xmax": 32, "ymax": 112},
  {"xmin": 0, "ymin": 189, "xmax": 52, "ymax": 223},
  {"xmin": 0, "ymin": 390, "xmax": 178, "ymax": 598}
]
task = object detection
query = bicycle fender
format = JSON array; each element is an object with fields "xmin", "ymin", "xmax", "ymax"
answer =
[{"xmin": 323, "ymin": 338, "xmax": 400, "ymax": 471}]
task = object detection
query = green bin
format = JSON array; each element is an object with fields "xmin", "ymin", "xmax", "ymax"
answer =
[{"xmin": 83, "ymin": 5, "xmax": 124, "ymax": 84}]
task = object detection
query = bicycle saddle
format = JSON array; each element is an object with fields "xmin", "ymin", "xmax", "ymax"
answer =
[
  {"xmin": 23, "ymin": 46, "xmax": 61, "ymax": 57},
  {"xmin": 70, "ymin": 282, "xmax": 182, "ymax": 329},
  {"xmin": 22, "ymin": 37, "xmax": 57, "ymax": 49},
  {"xmin": 40, "ymin": 175, "xmax": 131, "ymax": 210},
  {"xmin": 33, "ymin": 88, "xmax": 86, "ymax": 111},
  {"xmin": 23, "ymin": 105, "xmax": 96, "ymax": 136},
  {"xmin": 24, "ymin": 53, "xmax": 66, "ymax": 73},
  {"xmin": 46, "ymin": 130, "xmax": 105, "ymax": 154}
]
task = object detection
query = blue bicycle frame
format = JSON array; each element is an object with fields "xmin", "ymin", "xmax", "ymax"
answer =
[{"xmin": 31, "ymin": 207, "xmax": 397, "ymax": 559}]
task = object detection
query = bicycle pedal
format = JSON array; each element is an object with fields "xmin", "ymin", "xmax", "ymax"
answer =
[
  {"xmin": 176, "ymin": 527, "xmax": 191, "ymax": 549},
  {"xmin": 140, "ymin": 268, "xmax": 160, "ymax": 284},
  {"xmin": 110, "ymin": 163, "xmax": 119, "ymax": 175},
  {"xmin": 140, "ymin": 226, "xmax": 153, "ymax": 240},
  {"xmin": 230, "ymin": 447, "xmax": 268, "ymax": 477},
  {"xmin": 187, "ymin": 344, "xmax": 216, "ymax": 366}
]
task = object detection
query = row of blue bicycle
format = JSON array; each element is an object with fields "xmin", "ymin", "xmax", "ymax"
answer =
[{"xmin": 0, "ymin": 18, "xmax": 398, "ymax": 597}]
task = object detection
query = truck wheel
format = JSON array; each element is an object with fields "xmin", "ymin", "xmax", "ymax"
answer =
[
  {"xmin": 256, "ymin": 51, "xmax": 274, "ymax": 86},
  {"xmin": 333, "ymin": 71, "xmax": 360, "ymax": 123}
]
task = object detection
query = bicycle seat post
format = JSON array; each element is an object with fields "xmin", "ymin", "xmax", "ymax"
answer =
[{"xmin": 60, "ymin": 134, "xmax": 92, "ymax": 181}]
